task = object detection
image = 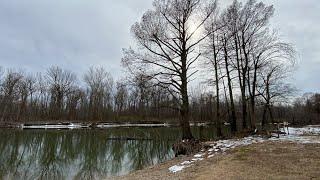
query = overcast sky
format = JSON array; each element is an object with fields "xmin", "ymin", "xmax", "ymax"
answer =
[{"xmin": 0, "ymin": 0, "xmax": 319, "ymax": 93}]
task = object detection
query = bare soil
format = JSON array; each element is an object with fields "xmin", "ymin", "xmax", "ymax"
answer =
[{"xmin": 111, "ymin": 140, "xmax": 320, "ymax": 180}]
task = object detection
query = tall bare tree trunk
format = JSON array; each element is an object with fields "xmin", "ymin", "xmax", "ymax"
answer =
[
  {"xmin": 234, "ymin": 35, "xmax": 247, "ymax": 130},
  {"xmin": 214, "ymin": 63, "xmax": 222, "ymax": 137},
  {"xmin": 249, "ymin": 64, "xmax": 258, "ymax": 130},
  {"xmin": 212, "ymin": 34, "xmax": 222, "ymax": 137},
  {"xmin": 223, "ymin": 36, "xmax": 237, "ymax": 133},
  {"xmin": 180, "ymin": 49, "xmax": 193, "ymax": 140}
]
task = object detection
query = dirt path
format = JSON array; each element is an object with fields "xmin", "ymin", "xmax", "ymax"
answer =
[{"xmin": 111, "ymin": 140, "xmax": 320, "ymax": 180}]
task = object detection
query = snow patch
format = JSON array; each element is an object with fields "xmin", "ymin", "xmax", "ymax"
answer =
[
  {"xmin": 287, "ymin": 127, "xmax": 320, "ymax": 136},
  {"xmin": 194, "ymin": 154, "xmax": 204, "ymax": 158},
  {"xmin": 169, "ymin": 165, "xmax": 185, "ymax": 173},
  {"xmin": 191, "ymin": 158, "xmax": 204, "ymax": 161},
  {"xmin": 180, "ymin": 161, "xmax": 192, "ymax": 165},
  {"xmin": 270, "ymin": 134, "xmax": 320, "ymax": 144},
  {"xmin": 168, "ymin": 126, "xmax": 320, "ymax": 174}
]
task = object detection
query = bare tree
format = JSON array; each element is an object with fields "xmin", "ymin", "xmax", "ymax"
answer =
[
  {"xmin": 16, "ymin": 73, "xmax": 29, "ymax": 121},
  {"xmin": 36, "ymin": 72, "xmax": 50, "ymax": 119},
  {"xmin": 0, "ymin": 69, "xmax": 23, "ymax": 121},
  {"xmin": 221, "ymin": 0, "xmax": 275, "ymax": 130},
  {"xmin": 66, "ymin": 86, "xmax": 84, "ymax": 120},
  {"xmin": 126, "ymin": 72, "xmax": 154, "ymax": 119},
  {"xmin": 258, "ymin": 61, "xmax": 296, "ymax": 127},
  {"xmin": 114, "ymin": 81, "xmax": 128, "ymax": 118},
  {"xmin": 221, "ymin": 33, "xmax": 238, "ymax": 133},
  {"xmin": 204, "ymin": 6, "xmax": 224, "ymax": 136},
  {"xmin": 123, "ymin": 0, "xmax": 217, "ymax": 139},
  {"xmin": 84, "ymin": 66, "xmax": 113, "ymax": 121},
  {"xmin": 46, "ymin": 66, "xmax": 77, "ymax": 120}
]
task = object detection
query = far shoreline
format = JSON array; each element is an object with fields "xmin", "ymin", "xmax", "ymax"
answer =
[{"xmin": 0, "ymin": 120, "xmax": 216, "ymax": 129}]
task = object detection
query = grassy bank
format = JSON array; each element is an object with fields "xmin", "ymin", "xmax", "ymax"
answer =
[{"xmin": 112, "ymin": 140, "xmax": 320, "ymax": 180}]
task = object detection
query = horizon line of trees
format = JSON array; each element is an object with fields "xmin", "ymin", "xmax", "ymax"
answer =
[
  {"xmin": 0, "ymin": 65, "xmax": 181, "ymax": 123},
  {"xmin": 0, "ymin": 65, "xmax": 318, "ymax": 127}
]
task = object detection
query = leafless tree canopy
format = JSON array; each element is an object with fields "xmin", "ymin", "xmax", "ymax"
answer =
[{"xmin": 122, "ymin": 0, "xmax": 218, "ymax": 139}]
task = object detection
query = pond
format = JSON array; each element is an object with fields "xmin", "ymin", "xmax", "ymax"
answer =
[{"xmin": 0, "ymin": 126, "xmax": 225, "ymax": 180}]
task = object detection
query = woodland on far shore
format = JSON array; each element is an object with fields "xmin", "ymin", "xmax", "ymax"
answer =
[
  {"xmin": 0, "ymin": 65, "xmax": 319, "ymax": 126},
  {"xmin": 0, "ymin": 0, "xmax": 319, "ymax": 139}
]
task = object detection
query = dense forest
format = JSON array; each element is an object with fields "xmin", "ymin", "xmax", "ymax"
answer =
[{"xmin": 0, "ymin": 0, "xmax": 319, "ymax": 138}]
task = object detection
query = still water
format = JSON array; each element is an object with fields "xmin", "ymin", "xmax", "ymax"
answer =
[{"xmin": 0, "ymin": 126, "xmax": 220, "ymax": 180}]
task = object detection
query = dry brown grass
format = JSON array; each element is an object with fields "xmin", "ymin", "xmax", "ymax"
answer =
[
  {"xmin": 196, "ymin": 142, "xmax": 320, "ymax": 180},
  {"xmin": 111, "ymin": 140, "xmax": 320, "ymax": 180}
]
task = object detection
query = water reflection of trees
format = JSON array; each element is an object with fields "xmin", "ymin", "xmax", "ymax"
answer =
[
  {"xmin": 0, "ymin": 127, "xmax": 221, "ymax": 179},
  {"xmin": 0, "ymin": 128, "xmax": 185, "ymax": 179}
]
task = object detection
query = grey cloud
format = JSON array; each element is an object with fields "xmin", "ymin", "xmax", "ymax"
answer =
[
  {"xmin": 0, "ymin": 0, "xmax": 319, "ymax": 93},
  {"xmin": 0, "ymin": 0, "xmax": 153, "ymax": 77},
  {"xmin": 265, "ymin": 0, "xmax": 320, "ymax": 93}
]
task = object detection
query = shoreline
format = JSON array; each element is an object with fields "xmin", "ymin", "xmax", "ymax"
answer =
[
  {"xmin": 112, "ymin": 126, "xmax": 320, "ymax": 179},
  {"xmin": 112, "ymin": 140, "xmax": 320, "ymax": 180},
  {"xmin": 0, "ymin": 121, "xmax": 215, "ymax": 129}
]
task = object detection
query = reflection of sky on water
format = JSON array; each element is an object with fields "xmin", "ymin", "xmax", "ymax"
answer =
[{"xmin": 0, "ymin": 126, "xmax": 226, "ymax": 179}]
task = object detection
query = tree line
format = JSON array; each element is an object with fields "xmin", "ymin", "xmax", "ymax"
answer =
[
  {"xmin": 0, "ymin": 65, "xmax": 319, "ymax": 131},
  {"xmin": 0, "ymin": 66, "xmax": 180, "ymax": 123}
]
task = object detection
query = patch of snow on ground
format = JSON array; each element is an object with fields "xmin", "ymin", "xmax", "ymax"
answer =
[
  {"xmin": 210, "ymin": 137, "xmax": 267, "ymax": 153},
  {"xmin": 194, "ymin": 154, "xmax": 204, "ymax": 158},
  {"xmin": 271, "ymin": 134, "xmax": 320, "ymax": 144},
  {"xmin": 169, "ymin": 165, "xmax": 185, "ymax": 173},
  {"xmin": 180, "ymin": 161, "xmax": 192, "ymax": 165},
  {"xmin": 191, "ymin": 158, "xmax": 204, "ymax": 161},
  {"xmin": 287, "ymin": 126, "xmax": 320, "ymax": 136},
  {"xmin": 168, "ymin": 126, "xmax": 320, "ymax": 173}
]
